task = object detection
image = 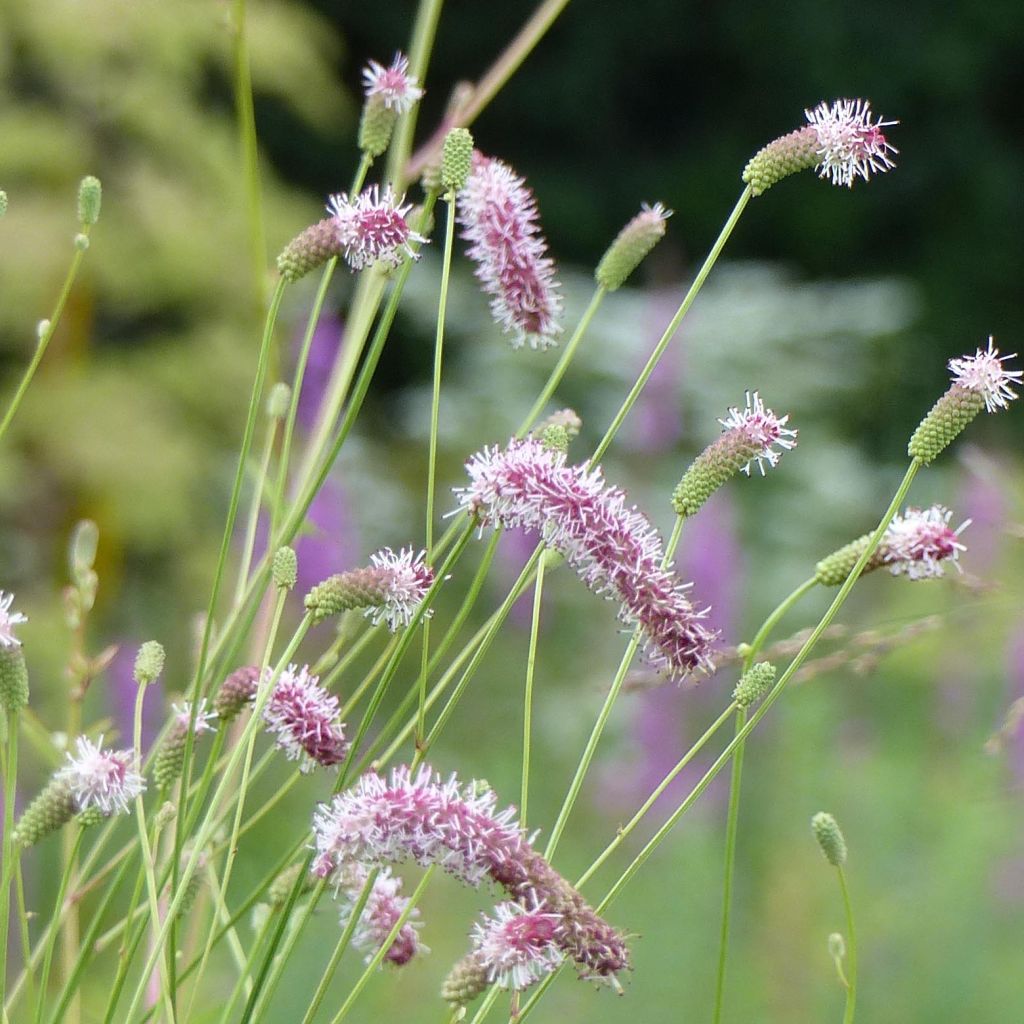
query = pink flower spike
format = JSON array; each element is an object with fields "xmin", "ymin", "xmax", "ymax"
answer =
[
  {"xmin": 57, "ymin": 735, "xmax": 145, "ymax": 815},
  {"xmin": 471, "ymin": 901, "xmax": 565, "ymax": 991},
  {"xmin": 883, "ymin": 505, "xmax": 969, "ymax": 580},
  {"xmin": 362, "ymin": 52, "xmax": 424, "ymax": 115},
  {"xmin": 718, "ymin": 391, "xmax": 798, "ymax": 475},
  {"xmin": 0, "ymin": 591, "xmax": 27, "ymax": 648},
  {"xmin": 262, "ymin": 665, "xmax": 348, "ymax": 772},
  {"xmin": 457, "ymin": 152, "xmax": 563, "ymax": 350},
  {"xmin": 804, "ymin": 98, "xmax": 898, "ymax": 187},
  {"xmin": 948, "ymin": 337, "xmax": 1022, "ymax": 413},
  {"xmin": 367, "ymin": 547, "xmax": 435, "ymax": 631},
  {"xmin": 337, "ymin": 863, "xmax": 426, "ymax": 966},
  {"xmin": 327, "ymin": 185, "xmax": 426, "ymax": 272}
]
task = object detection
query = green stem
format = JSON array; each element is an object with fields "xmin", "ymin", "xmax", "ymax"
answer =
[
  {"xmin": 838, "ymin": 866, "xmax": 857, "ymax": 1024},
  {"xmin": 521, "ymin": 556, "xmax": 545, "ymax": 826},
  {"xmin": 590, "ymin": 187, "xmax": 752, "ymax": 464},
  {"xmin": 544, "ymin": 515, "xmax": 684, "ymax": 860},
  {"xmin": 0, "ymin": 230, "xmax": 91, "ymax": 446},
  {"xmin": 514, "ymin": 285, "xmax": 605, "ymax": 437},
  {"xmin": 235, "ymin": 403, "xmax": 281, "ymax": 608},
  {"xmin": 0, "ymin": 711, "xmax": 18, "ymax": 1013},
  {"xmin": 34, "ymin": 829, "xmax": 83, "ymax": 1024},
  {"xmin": 744, "ymin": 577, "xmax": 819, "ymax": 663}
]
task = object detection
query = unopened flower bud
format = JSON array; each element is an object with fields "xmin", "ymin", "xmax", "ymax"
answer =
[
  {"xmin": 811, "ymin": 811, "xmax": 847, "ymax": 866},
  {"xmin": 733, "ymin": 661, "xmax": 776, "ymax": 708},
  {"xmin": 133, "ymin": 641, "xmax": 165, "ymax": 686},
  {"xmin": 441, "ymin": 128, "xmax": 474, "ymax": 193},
  {"xmin": 909, "ymin": 339, "xmax": 1020, "ymax": 463},
  {"xmin": 534, "ymin": 408, "xmax": 582, "ymax": 438},
  {"xmin": 814, "ymin": 533, "xmax": 884, "ymax": 586},
  {"xmin": 154, "ymin": 801, "xmax": 177, "ymax": 830},
  {"xmin": 13, "ymin": 777, "xmax": 77, "ymax": 847},
  {"xmin": 0, "ymin": 646, "xmax": 29, "ymax": 713},
  {"xmin": 267, "ymin": 382, "xmax": 291, "ymax": 420},
  {"xmin": 76, "ymin": 805, "xmax": 106, "ymax": 828},
  {"xmin": 595, "ymin": 202, "xmax": 670, "ymax": 291},
  {"xmin": 213, "ymin": 665, "xmax": 262, "ymax": 721},
  {"xmin": 539, "ymin": 423, "xmax": 570, "ymax": 454},
  {"xmin": 37, "ymin": 319, "xmax": 51, "ymax": 340},
  {"xmin": 273, "ymin": 547, "xmax": 298, "ymax": 591},
  {"xmin": 0, "ymin": 190, "xmax": 7, "ymax": 216},
  {"xmin": 77, "ymin": 175, "xmax": 102, "ymax": 225},
  {"xmin": 154, "ymin": 701, "xmax": 217, "ymax": 790},
  {"xmin": 442, "ymin": 953, "xmax": 489, "ymax": 1007},
  {"xmin": 359, "ymin": 95, "xmax": 398, "ymax": 158},
  {"xmin": 74, "ymin": 233, "xmax": 90, "ymax": 251},
  {"xmin": 268, "ymin": 862, "xmax": 313, "ymax": 907},
  {"xmin": 828, "ymin": 932, "xmax": 846, "ymax": 960},
  {"xmin": 174, "ymin": 850, "xmax": 207, "ymax": 919},
  {"xmin": 276, "ymin": 218, "xmax": 342, "ymax": 281}
]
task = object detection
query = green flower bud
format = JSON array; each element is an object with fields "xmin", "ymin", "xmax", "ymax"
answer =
[
  {"xmin": 732, "ymin": 661, "xmax": 776, "ymax": 708},
  {"xmin": 442, "ymin": 953, "xmax": 489, "ymax": 1007},
  {"xmin": 828, "ymin": 932, "xmax": 846, "ymax": 961},
  {"xmin": 77, "ymin": 175, "xmax": 102, "ymax": 225},
  {"xmin": 268, "ymin": 862, "xmax": 313, "ymax": 907},
  {"xmin": 441, "ymin": 128, "xmax": 474, "ymax": 193},
  {"xmin": 908, "ymin": 385, "xmax": 985, "ymax": 464},
  {"xmin": 273, "ymin": 546, "xmax": 298, "ymax": 591},
  {"xmin": 267, "ymin": 382, "xmax": 292, "ymax": 420},
  {"xmin": 13, "ymin": 777, "xmax": 77, "ymax": 847},
  {"xmin": 76, "ymin": 805, "xmax": 106, "ymax": 829},
  {"xmin": 742, "ymin": 126, "xmax": 820, "ymax": 196},
  {"xmin": 133, "ymin": 641, "xmax": 166, "ymax": 686},
  {"xmin": 595, "ymin": 202, "xmax": 670, "ymax": 291},
  {"xmin": 358, "ymin": 95, "xmax": 398, "ymax": 158},
  {"xmin": 534, "ymin": 408, "xmax": 582, "ymax": 439},
  {"xmin": 538, "ymin": 423, "xmax": 570, "ymax": 454},
  {"xmin": 0, "ymin": 646, "xmax": 30, "ymax": 713},
  {"xmin": 0, "ymin": 190, "xmax": 7, "ymax": 216},
  {"xmin": 811, "ymin": 811, "xmax": 847, "ymax": 867},
  {"xmin": 814, "ymin": 534, "xmax": 886, "ymax": 587},
  {"xmin": 74, "ymin": 233, "xmax": 90, "ymax": 251},
  {"xmin": 276, "ymin": 218, "xmax": 342, "ymax": 282}
]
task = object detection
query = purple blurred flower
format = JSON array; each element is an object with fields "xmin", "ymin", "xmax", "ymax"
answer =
[{"xmin": 296, "ymin": 314, "xmax": 345, "ymax": 431}]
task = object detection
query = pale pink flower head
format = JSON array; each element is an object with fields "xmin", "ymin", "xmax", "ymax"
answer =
[
  {"xmin": 362, "ymin": 52, "xmax": 424, "ymax": 115},
  {"xmin": 172, "ymin": 700, "xmax": 217, "ymax": 735},
  {"xmin": 805, "ymin": 98, "xmax": 898, "ymax": 187},
  {"xmin": 327, "ymin": 185, "xmax": 426, "ymax": 272},
  {"xmin": 457, "ymin": 151, "xmax": 563, "ymax": 350},
  {"xmin": 0, "ymin": 591, "xmax": 27, "ymax": 648},
  {"xmin": 718, "ymin": 390, "xmax": 798, "ymax": 475},
  {"xmin": 883, "ymin": 505, "xmax": 968, "ymax": 580},
  {"xmin": 338, "ymin": 863, "xmax": 426, "ymax": 967},
  {"xmin": 948, "ymin": 337, "xmax": 1022, "ymax": 413},
  {"xmin": 471, "ymin": 900, "xmax": 565, "ymax": 991},
  {"xmin": 262, "ymin": 664, "xmax": 348, "ymax": 772},
  {"xmin": 57, "ymin": 735, "xmax": 145, "ymax": 815},
  {"xmin": 363, "ymin": 547, "xmax": 435, "ymax": 631}
]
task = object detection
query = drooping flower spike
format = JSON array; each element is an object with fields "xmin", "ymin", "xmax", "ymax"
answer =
[
  {"xmin": 909, "ymin": 338, "xmax": 1021, "ymax": 463},
  {"xmin": 743, "ymin": 98, "xmax": 898, "ymax": 195},
  {"xmin": 457, "ymin": 151, "xmax": 563, "ymax": 349},
  {"xmin": 455, "ymin": 437, "xmax": 717, "ymax": 680}
]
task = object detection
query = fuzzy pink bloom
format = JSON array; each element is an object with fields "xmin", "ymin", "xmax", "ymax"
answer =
[
  {"xmin": 262, "ymin": 665, "xmax": 348, "ymax": 772},
  {"xmin": 171, "ymin": 700, "xmax": 217, "ymax": 734},
  {"xmin": 457, "ymin": 152, "xmax": 563, "ymax": 350},
  {"xmin": 0, "ymin": 591, "xmax": 27, "ymax": 648},
  {"xmin": 805, "ymin": 98, "xmax": 898, "ymax": 187},
  {"xmin": 948, "ymin": 337, "xmax": 1022, "ymax": 413},
  {"xmin": 471, "ymin": 900, "xmax": 565, "ymax": 990},
  {"xmin": 327, "ymin": 185, "xmax": 426, "ymax": 272},
  {"xmin": 719, "ymin": 391, "xmax": 798, "ymax": 475},
  {"xmin": 883, "ymin": 505, "xmax": 968, "ymax": 580},
  {"xmin": 336, "ymin": 862, "xmax": 426, "ymax": 967},
  {"xmin": 57, "ymin": 735, "xmax": 145, "ymax": 815},
  {"xmin": 362, "ymin": 52, "xmax": 424, "ymax": 114},
  {"xmin": 367, "ymin": 547, "xmax": 435, "ymax": 631},
  {"xmin": 454, "ymin": 437, "xmax": 717, "ymax": 679},
  {"xmin": 312, "ymin": 764, "xmax": 630, "ymax": 983}
]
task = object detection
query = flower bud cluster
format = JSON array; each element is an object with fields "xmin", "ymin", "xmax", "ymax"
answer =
[
  {"xmin": 595, "ymin": 202, "xmax": 670, "ymax": 291},
  {"xmin": 153, "ymin": 701, "xmax": 217, "ymax": 789},
  {"xmin": 811, "ymin": 812, "xmax": 847, "ymax": 866}
]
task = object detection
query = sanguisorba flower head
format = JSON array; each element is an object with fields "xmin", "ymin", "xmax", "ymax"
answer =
[
  {"xmin": 262, "ymin": 664, "xmax": 348, "ymax": 772},
  {"xmin": 0, "ymin": 590, "xmax": 27, "ymax": 648},
  {"xmin": 743, "ymin": 98, "xmax": 897, "ymax": 195},
  {"xmin": 455, "ymin": 437, "xmax": 717, "ymax": 680},
  {"xmin": 335, "ymin": 862, "xmax": 425, "ymax": 967},
  {"xmin": 362, "ymin": 52, "xmax": 424, "ymax": 114},
  {"xmin": 457, "ymin": 151, "xmax": 563, "ymax": 350},
  {"xmin": 304, "ymin": 547, "xmax": 435, "ymax": 632},
  {"xmin": 56, "ymin": 735, "xmax": 145, "ymax": 815},
  {"xmin": 469, "ymin": 900, "xmax": 565, "ymax": 991},
  {"xmin": 311, "ymin": 764, "xmax": 631, "ymax": 986},
  {"xmin": 814, "ymin": 504, "xmax": 968, "ymax": 585},
  {"xmin": 672, "ymin": 392, "xmax": 797, "ymax": 517},
  {"xmin": 154, "ymin": 700, "xmax": 217, "ymax": 788},
  {"xmin": 909, "ymin": 338, "xmax": 1021, "ymax": 463},
  {"xmin": 0, "ymin": 590, "xmax": 29, "ymax": 712},
  {"xmin": 595, "ymin": 202, "xmax": 671, "ymax": 291},
  {"xmin": 327, "ymin": 185, "xmax": 426, "ymax": 272}
]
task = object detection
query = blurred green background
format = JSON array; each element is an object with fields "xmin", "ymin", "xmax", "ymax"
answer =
[{"xmin": 1, "ymin": 0, "xmax": 1022, "ymax": 1021}]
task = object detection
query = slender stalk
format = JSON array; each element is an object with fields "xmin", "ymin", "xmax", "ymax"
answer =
[
  {"xmin": 34, "ymin": 830, "xmax": 83, "ymax": 1024},
  {"xmin": 0, "ymin": 230, "xmax": 92, "ymax": 446},
  {"xmin": 13, "ymin": 861, "xmax": 34, "ymax": 1012},
  {"xmin": 418, "ymin": 190, "xmax": 458, "ymax": 746},
  {"xmin": 0, "ymin": 712, "xmax": 19, "ymax": 1013},
  {"xmin": 235, "ymin": 402, "xmax": 281, "ymax": 608},
  {"xmin": 521, "ymin": 556, "xmax": 545, "ymax": 825},
  {"xmin": 837, "ymin": 866, "xmax": 857, "ymax": 1024},
  {"xmin": 590, "ymin": 187, "xmax": 752, "ymax": 464}
]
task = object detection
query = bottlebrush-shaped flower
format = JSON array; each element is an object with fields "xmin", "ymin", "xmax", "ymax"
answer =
[
  {"xmin": 470, "ymin": 900, "xmax": 565, "ymax": 990},
  {"xmin": 457, "ymin": 152, "xmax": 563, "ymax": 349},
  {"xmin": 454, "ymin": 437, "xmax": 717, "ymax": 680},
  {"xmin": 362, "ymin": 52, "xmax": 424, "ymax": 114},
  {"xmin": 328, "ymin": 185, "xmax": 426, "ymax": 272},
  {"xmin": 312, "ymin": 764, "xmax": 630, "ymax": 984},
  {"xmin": 304, "ymin": 547, "xmax": 435, "ymax": 632},
  {"xmin": 262, "ymin": 664, "xmax": 348, "ymax": 772},
  {"xmin": 335, "ymin": 862, "xmax": 426, "ymax": 967},
  {"xmin": 743, "ymin": 98, "xmax": 897, "ymax": 194},
  {"xmin": 56, "ymin": 735, "xmax": 145, "ymax": 815},
  {"xmin": 0, "ymin": 590, "xmax": 27, "ymax": 648}
]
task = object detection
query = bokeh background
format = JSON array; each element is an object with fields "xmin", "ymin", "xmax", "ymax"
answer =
[{"xmin": 1, "ymin": 0, "xmax": 1022, "ymax": 1020}]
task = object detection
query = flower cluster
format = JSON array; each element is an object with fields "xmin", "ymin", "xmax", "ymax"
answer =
[
  {"xmin": 56, "ymin": 735, "xmax": 145, "ymax": 815},
  {"xmin": 261, "ymin": 664, "xmax": 349, "ymax": 772},
  {"xmin": 335, "ymin": 862, "xmax": 426, "ymax": 967},
  {"xmin": 304, "ymin": 547, "xmax": 435, "ymax": 632},
  {"xmin": 469, "ymin": 900, "xmax": 565, "ymax": 991},
  {"xmin": 0, "ymin": 590, "xmax": 27, "ymax": 648},
  {"xmin": 362, "ymin": 52, "xmax": 424, "ymax": 114},
  {"xmin": 312, "ymin": 764, "xmax": 630, "ymax": 986},
  {"xmin": 455, "ymin": 437, "xmax": 717, "ymax": 679},
  {"xmin": 457, "ymin": 151, "xmax": 563, "ymax": 349},
  {"xmin": 328, "ymin": 185, "xmax": 426, "ymax": 272}
]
